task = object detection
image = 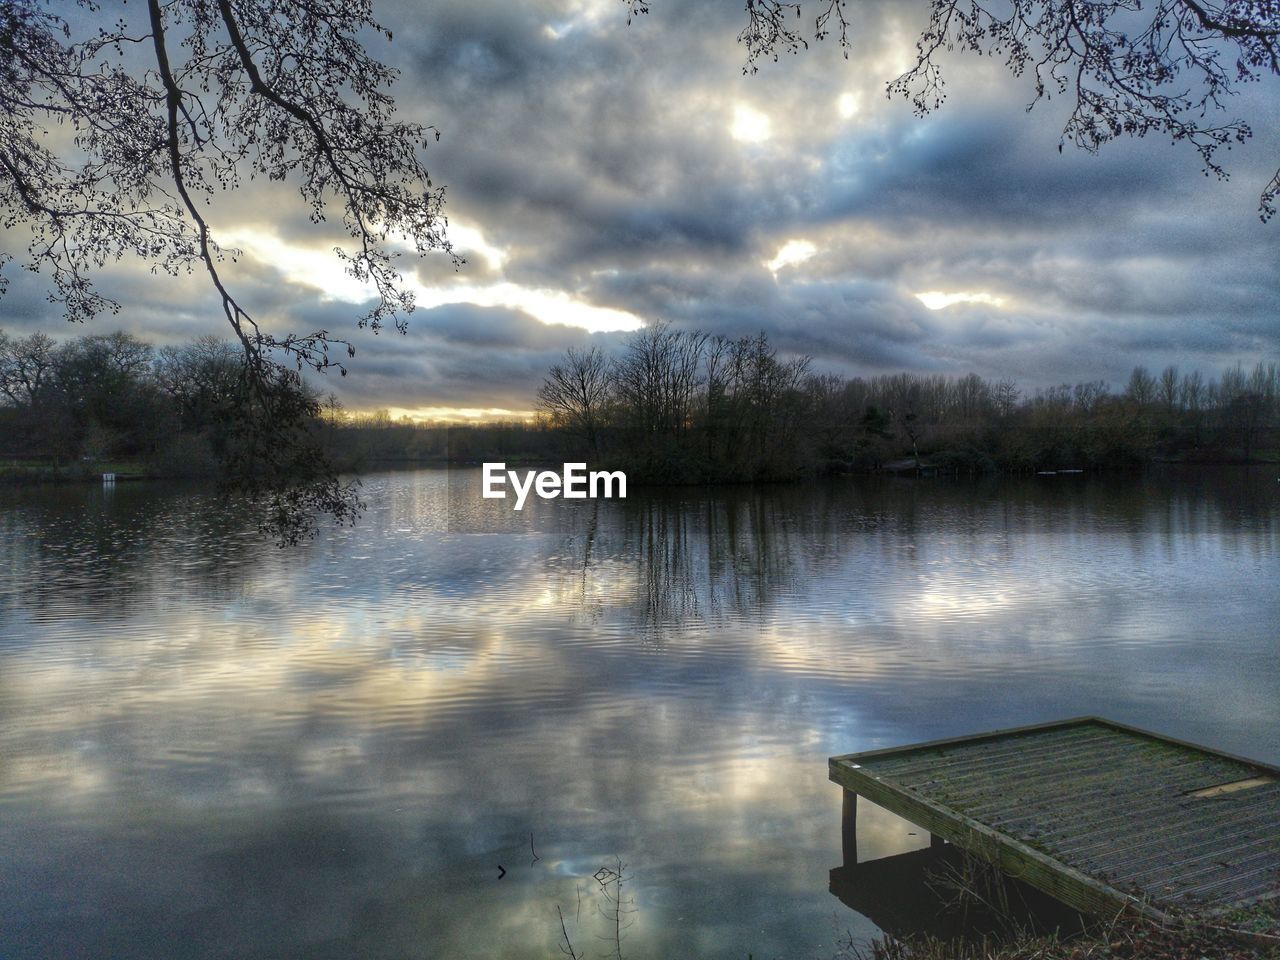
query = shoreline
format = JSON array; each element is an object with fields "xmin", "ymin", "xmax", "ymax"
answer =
[{"xmin": 3, "ymin": 455, "xmax": 1276, "ymax": 488}]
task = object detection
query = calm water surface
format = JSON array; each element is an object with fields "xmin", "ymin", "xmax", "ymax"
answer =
[{"xmin": 0, "ymin": 468, "xmax": 1277, "ymax": 959}]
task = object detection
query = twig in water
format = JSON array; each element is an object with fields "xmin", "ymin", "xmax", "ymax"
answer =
[
  {"xmin": 593, "ymin": 859, "xmax": 635, "ymax": 960},
  {"xmin": 556, "ymin": 904, "xmax": 583, "ymax": 960}
]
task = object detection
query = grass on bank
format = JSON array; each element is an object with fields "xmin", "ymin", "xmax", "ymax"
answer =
[
  {"xmin": 1223, "ymin": 901, "xmax": 1280, "ymax": 939},
  {"xmin": 844, "ymin": 912, "xmax": 1280, "ymax": 960},
  {"xmin": 834, "ymin": 848, "xmax": 1279, "ymax": 960}
]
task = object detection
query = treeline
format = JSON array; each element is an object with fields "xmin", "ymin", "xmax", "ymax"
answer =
[
  {"xmin": 537, "ymin": 326, "xmax": 811, "ymax": 481},
  {"xmin": 804, "ymin": 361, "xmax": 1277, "ymax": 475},
  {"xmin": 1, "ymin": 329, "xmax": 225, "ymax": 474},
  {"xmin": 0, "ymin": 328, "xmax": 561, "ymax": 478},
  {"xmin": 536, "ymin": 324, "xmax": 1279, "ymax": 481},
  {"xmin": 4, "ymin": 326, "xmax": 1276, "ymax": 485},
  {"xmin": 0, "ymin": 328, "xmax": 333, "ymax": 484}
]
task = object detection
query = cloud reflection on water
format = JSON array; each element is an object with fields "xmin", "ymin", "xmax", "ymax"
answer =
[{"xmin": 0, "ymin": 469, "xmax": 1277, "ymax": 958}]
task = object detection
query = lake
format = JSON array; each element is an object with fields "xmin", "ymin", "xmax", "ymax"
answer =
[{"xmin": 0, "ymin": 468, "xmax": 1277, "ymax": 959}]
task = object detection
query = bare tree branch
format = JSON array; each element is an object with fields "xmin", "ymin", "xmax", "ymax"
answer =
[{"xmin": 0, "ymin": 0, "xmax": 460, "ymax": 537}]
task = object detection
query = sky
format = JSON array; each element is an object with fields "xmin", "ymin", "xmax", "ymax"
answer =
[{"xmin": 2, "ymin": 0, "xmax": 1279, "ymax": 420}]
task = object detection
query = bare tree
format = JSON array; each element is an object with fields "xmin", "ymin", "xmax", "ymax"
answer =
[
  {"xmin": 1218, "ymin": 361, "xmax": 1275, "ymax": 461},
  {"xmin": 1125, "ymin": 366, "xmax": 1157, "ymax": 405},
  {"xmin": 537, "ymin": 346, "xmax": 612, "ymax": 456},
  {"xmin": 883, "ymin": 372, "xmax": 926, "ymax": 465},
  {"xmin": 1, "ymin": 0, "xmax": 456, "ymax": 538},
  {"xmin": 953, "ymin": 372, "xmax": 993, "ymax": 425},
  {"xmin": 993, "ymin": 378, "xmax": 1020, "ymax": 418},
  {"xmin": 612, "ymin": 321, "xmax": 708, "ymax": 443},
  {"xmin": 1072, "ymin": 380, "xmax": 1109, "ymax": 413},
  {"xmin": 1158, "ymin": 365, "xmax": 1181, "ymax": 413},
  {"xmin": 624, "ymin": 0, "xmax": 1280, "ymax": 218}
]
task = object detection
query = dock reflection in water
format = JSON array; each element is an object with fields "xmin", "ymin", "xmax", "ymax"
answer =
[{"xmin": 829, "ymin": 796, "xmax": 1087, "ymax": 944}]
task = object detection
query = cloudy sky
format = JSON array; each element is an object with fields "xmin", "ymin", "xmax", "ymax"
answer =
[{"xmin": 3, "ymin": 0, "xmax": 1279, "ymax": 419}]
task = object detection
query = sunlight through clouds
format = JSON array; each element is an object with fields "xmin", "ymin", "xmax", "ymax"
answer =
[
  {"xmin": 542, "ymin": 0, "xmax": 620, "ymax": 40},
  {"xmin": 730, "ymin": 103, "xmax": 772, "ymax": 143},
  {"xmin": 765, "ymin": 240, "xmax": 817, "ymax": 274},
  {"xmin": 414, "ymin": 282, "xmax": 644, "ymax": 332},
  {"xmin": 439, "ymin": 221, "xmax": 508, "ymax": 272},
  {"xmin": 220, "ymin": 228, "xmax": 377, "ymax": 304},
  {"xmin": 915, "ymin": 291, "xmax": 1007, "ymax": 310},
  {"xmin": 219, "ymin": 227, "xmax": 643, "ymax": 333},
  {"xmin": 385, "ymin": 406, "xmax": 537, "ymax": 423}
]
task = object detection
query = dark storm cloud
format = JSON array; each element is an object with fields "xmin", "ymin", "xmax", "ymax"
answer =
[
  {"xmin": 329, "ymin": 302, "xmax": 627, "ymax": 411},
  {"xmin": 821, "ymin": 116, "xmax": 1166, "ymax": 227},
  {"xmin": 2, "ymin": 0, "xmax": 1277, "ymax": 410},
  {"xmin": 380, "ymin": 0, "xmax": 1277, "ymax": 386}
]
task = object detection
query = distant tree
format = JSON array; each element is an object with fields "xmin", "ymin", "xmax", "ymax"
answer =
[
  {"xmin": 612, "ymin": 322, "xmax": 708, "ymax": 445},
  {"xmin": 718, "ymin": 332, "xmax": 810, "ymax": 475},
  {"xmin": 856, "ymin": 404, "xmax": 895, "ymax": 465},
  {"xmin": 1125, "ymin": 366, "xmax": 1157, "ymax": 405},
  {"xmin": 883, "ymin": 372, "xmax": 927, "ymax": 463},
  {"xmin": 1180, "ymin": 369, "xmax": 1205, "ymax": 410},
  {"xmin": 154, "ymin": 336, "xmax": 244, "ymax": 433},
  {"xmin": 805, "ymin": 372, "xmax": 858, "ymax": 465},
  {"xmin": 1180, "ymin": 369, "xmax": 1206, "ymax": 445},
  {"xmin": 953, "ymin": 372, "xmax": 993, "ymax": 425},
  {"xmin": 54, "ymin": 331, "xmax": 153, "ymax": 395},
  {"xmin": 992, "ymin": 379, "xmax": 1020, "ymax": 418},
  {"xmin": 1081, "ymin": 395, "xmax": 1157, "ymax": 467},
  {"xmin": 1158, "ymin": 365, "xmax": 1181, "ymax": 414},
  {"xmin": 1, "ymin": 1, "xmax": 455, "ymax": 539},
  {"xmin": 49, "ymin": 331, "xmax": 169, "ymax": 458},
  {"xmin": 4, "ymin": 330, "xmax": 175, "ymax": 460},
  {"xmin": 0, "ymin": 331, "xmax": 56, "ymax": 408},
  {"xmin": 0, "ymin": 330, "xmax": 59, "ymax": 457},
  {"xmin": 321, "ymin": 392, "xmax": 346, "ymax": 437},
  {"xmin": 1072, "ymin": 380, "xmax": 1109, "ymax": 414},
  {"xmin": 624, "ymin": 0, "xmax": 1280, "ymax": 218},
  {"xmin": 1218, "ymin": 361, "xmax": 1277, "ymax": 461},
  {"xmin": 538, "ymin": 346, "xmax": 612, "ymax": 456}
]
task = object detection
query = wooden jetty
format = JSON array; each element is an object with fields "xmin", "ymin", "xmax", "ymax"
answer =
[{"xmin": 829, "ymin": 717, "xmax": 1280, "ymax": 919}]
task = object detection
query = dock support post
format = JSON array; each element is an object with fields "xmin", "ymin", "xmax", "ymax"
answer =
[{"xmin": 841, "ymin": 790, "xmax": 858, "ymax": 866}]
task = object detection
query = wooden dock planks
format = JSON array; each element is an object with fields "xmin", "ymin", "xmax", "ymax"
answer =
[{"xmin": 829, "ymin": 717, "xmax": 1280, "ymax": 918}]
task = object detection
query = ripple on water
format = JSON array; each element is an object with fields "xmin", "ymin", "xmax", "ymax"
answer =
[{"xmin": 0, "ymin": 470, "xmax": 1277, "ymax": 959}]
